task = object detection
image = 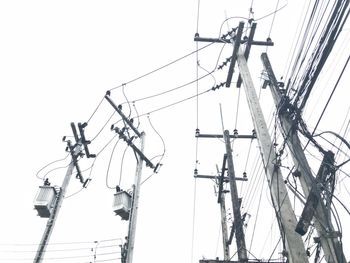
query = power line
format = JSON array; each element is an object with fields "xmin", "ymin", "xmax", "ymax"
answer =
[
  {"xmin": 105, "ymin": 138, "xmax": 122, "ymax": 189},
  {"xmin": 302, "ymin": 53, "xmax": 350, "ymax": 151},
  {"xmin": 108, "ymin": 43, "xmax": 214, "ymax": 93},
  {"xmin": 35, "ymin": 154, "xmax": 70, "ymax": 180}
]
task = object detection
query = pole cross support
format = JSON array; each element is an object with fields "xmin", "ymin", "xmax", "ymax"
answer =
[
  {"xmin": 114, "ymin": 127, "xmax": 155, "ymax": 170},
  {"xmin": 105, "ymin": 94, "xmax": 142, "ymax": 138}
]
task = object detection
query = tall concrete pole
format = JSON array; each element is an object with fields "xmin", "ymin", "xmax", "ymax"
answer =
[
  {"xmin": 261, "ymin": 52, "xmax": 346, "ymax": 263},
  {"xmin": 216, "ymin": 164, "xmax": 230, "ymax": 261},
  {"xmin": 223, "ymin": 130, "xmax": 248, "ymax": 262},
  {"xmin": 236, "ymin": 48, "xmax": 308, "ymax": 262},
  {"xmin": 126, "ymin": 132, "xmax": 145, "ymax": 263},
  {"xmin": 34, "ymin": 142, "xmax": 81, "ymax": 263}
]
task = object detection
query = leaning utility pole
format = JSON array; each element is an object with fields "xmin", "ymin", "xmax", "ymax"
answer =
[
  {"xmin": 216, "ymin": 162, "xmax": 230, "ymax": 261},
  {"xmin": 105, "ymin": 93, "xmax": 156, "ymax": 263},
  {"xmin": 194, "ymin": 131, "xmax": 253, "ymax": 261},
  {"xmin": 34, "ymin": 140, "xmax": 82, "ymax": 263},
  {"xmin": 223, "ymin": 130, "xmax": 248, "ymax": 262},
  {"xmin": 194, "ymin": 20, "xmax": 308, "ymax": 261},
  {"xmin": 261, "ymin": 52, "xmax": 346, "ymax": 263},
  {"xmin": 236, "ymin": 45, "xmax": 308, "ymax": 262},
  {"xmin": 34, "ymin": 122, "xmax": 93, "ymax": 263},
  {"xmin": 126, "ymin": 132, "xmax": 145, "ymax": 263}
]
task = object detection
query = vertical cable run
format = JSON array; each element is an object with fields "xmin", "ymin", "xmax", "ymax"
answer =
[
  {"xmin": 266, "ymin": 0, "xmax": 280, "ymax": 52},
  {"xmin": 234, "ymin": 87, "xmax": 241, "ymax": 130},
  {"xmin": 192, "ymin": 1, "xmax": 201, "ymax": 262}
]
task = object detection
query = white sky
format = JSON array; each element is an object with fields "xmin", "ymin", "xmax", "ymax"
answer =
[{"xmin": 1, "ymin": 1, "xmax": 350, "ymax": 262}]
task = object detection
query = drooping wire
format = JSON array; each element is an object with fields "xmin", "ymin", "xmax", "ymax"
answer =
[
  {"xmin": 134, "ymin": 88, "xmax": 213, "ymax": 119},
  {"xmin": 35, "ymin": 154, "xmax": 70, "ymax": 180},
  {"xmin": 248, "ymin": 173, "xmax": 266, "ymax": 252},
  {"xmin": 126, "ymin": 37, "xmax": 228, "ymax": 120},
  {"xmin": 105, "ymin": 138, "xmax": 121, "ymax": 189},
  {"xmin": 265, "ymin": 0, "xmax": 281, "ymax": 52},
  {"xmin": 255, "ymin": 2, "xmax": 288, "ymax": 22},
  {"xmin": 141, "ymin": 114, "xmax": 166, "ymax": 185},
  {"xmin": 234, "ymin": 85, "xmax": 241, "ymax": 130},
  {"xmin": 118, "ymin": 68, "xmax": 215, "ymax": 106},
  {"xmin": 42, "ymin": 164, "xmax": 71, "ymax": 181},
  {"xmin": 90, "ymin": 111, "xmax": 115, "ymax": 142},
  {"xmin": 303, "ymin": 53, "xmax": 350, "ymax": 151},
  {"xmin": 132, "ymin": 102, "xmax": 141, "ymax": 129},
  {"xmin": 218, "ymin": 16, "xmax": 249, "ymax": 39},
  {"xmin": 86, "ymin": 97, "xmax": 105, "ymax": 124},
  {"xmin": 113, "ymin": 30, "xmax": 226, "ymax": 110},
  {"xmin": 118, "ymin": 144, "xmax": 129, "ymax": 187},
  {"xmin": 190, "ymin": 177, "xmax": 198, "ymax": 263},
  {"xmin": 66, "ymin": 134, "xmax": 121, "ymax": 198},
  {"xmin": 108, "ymin": 43, "xmax": 214, "ymax": 92},
  {"xmin": 0, "ymin": 238, "xmax": 122, "ymax": 248},
  {"xmin": 122, "ymin": 83, "xmax": 132, "ymax": 118},
  {"xmin": 311, "ymin": 53, "xmax": 350, "ymax": 136}
]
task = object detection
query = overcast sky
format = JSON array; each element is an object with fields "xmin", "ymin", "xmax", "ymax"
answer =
[{"xmin": 1, "ymin": 1, "xmax": 350, "ymax": 262}]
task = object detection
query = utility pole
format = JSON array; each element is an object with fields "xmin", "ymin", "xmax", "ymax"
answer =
[
  {"xmin": 194, "ymin": 130, "xmax": 254, "ymax": 261},
  {"xmin": 223, "ymin": 130, "xmax": 247, "ymax": 262},
  {"xmin": 236, "ymin": 46, "xmax": 308, "ymax": 262},
  {"xmin": 195, "ymin": 21, "xmax": 307, "ymax": 262},
  {"xmin": 261, "ymin": 52, "xmax": 346, "ymax": 263},
  {"xmin": 105, "ymin": 94, "xmax": 156, "ymax": 263},
  {"xmin": 216, "ymin": 162, "xmax": 230, "ymax": 261},
  {"xmin": 126, "ymin": 132, "xmax": 145, "ymax": 263},
  {"xmin": 34, "ymin": 141, "xmax": 82, "ymax": 263}
]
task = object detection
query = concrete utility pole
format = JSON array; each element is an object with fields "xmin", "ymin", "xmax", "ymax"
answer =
[
  {"xmin": 126, "ymin": 133, "xmax": 145, "ymax": 263},
  {"xmin": 105, "ymin": 94, "xmax": 156, "ymax": 263},
  {"xmin": 223, "ymin": 130, "xmax": 248, "ymax": 262},
  {"xmin": 216, "ymin": 162, "xmax": 230, "ymax": 261},
  {"xmin": 261, "ymin": 52, "xmax": 346, "ymax": 263},
  {"xmin": 236, "ymin": 48, "xmax": 308, "ymax": 262},
  {"xmin": 34, "ymin": 142, "xmax": 82, "ymax": 263},
  {"xmin": 195, "ymin": 131, "xmax": 254, "ymax": 261}
]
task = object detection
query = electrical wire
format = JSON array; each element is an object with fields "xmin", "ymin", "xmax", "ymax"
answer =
[
  {"xmin": 140, "ymin": 114, "xmax": 166, "ymax": 185},
  {"xmin": 65, "ymin": 133, "xmax": 121, "ymax": 198},
  {"xmin": 310, "ymin": 54, "xmax": 350, "ymax": 135},
  {"xmin": 248, "ymin": 172, "xmax": 266, "ymax": 252},
  {"xmin": 132, "ymin": 102, "xmax": 141, "ymax": 129},
  {"xmin": 86, "ymin": 97, "xmax": 105, "ymax": 125},
  {"xmin": 266, "ymin": 0, "xmax": 281, "ymax": 40},
  {"xmin": 90, "ymin": 111, "xmax": 115, "ymax": 142},
  {"xmin": 118, "ymin": 144, "xmax": 129, "ymax": 188},
  {"xmin": 108, "ymin": 43, "xmax": 214, "ymax": 93},
  {"xmin": 35, "ymin": 154, "xmax": 70, "ymax": 180},
  {"xmin": 122, "ymin": 83, "xmax": 132, "ymax": 118},
  {"xmin": 105, "ymin": 138, "xmax": 122, "ymax": 189},
  {"xmin": 255, "ymin": 2, "xmax": 288, "ymax": 22},
  {"xmin": 190, "ymin": 178, "xmax": 198, "ymax": 263},
  {"xmin": 133, "ymin": 88, "xmax": 213, "ymax": 119},
  {"xmin": 0, "ymin": 238, "xmax": 122, "ymax": 247},
  {"xmin": 233, "ymin": 76, "xmax": 242, "ymax": 129},
  {"xmin": 118, "ymin": 69, "xmax": 215, "ymax": 106}
]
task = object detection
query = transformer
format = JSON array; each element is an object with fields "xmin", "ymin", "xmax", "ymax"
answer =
[
  {"xmin": 34, "ymin": 186, "xmax": 57, "ymax": 218},
  {"xmin": 113, "ymin": 191, "xmax": 132, "ymax": 220}
]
